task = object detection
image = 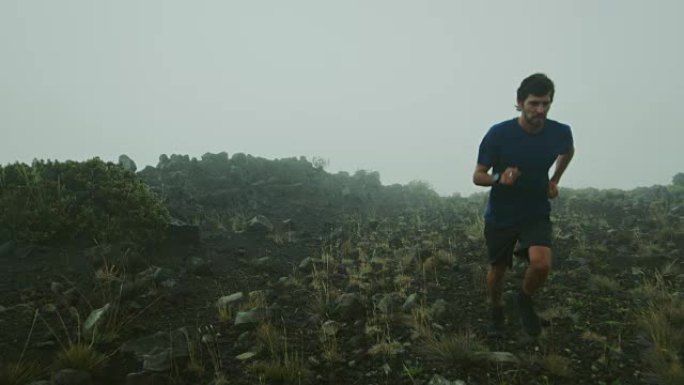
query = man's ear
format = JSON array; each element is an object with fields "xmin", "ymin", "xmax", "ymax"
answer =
[{"xmin": 515, "ymin": 99, "xmax": 523, "ymax": 112}]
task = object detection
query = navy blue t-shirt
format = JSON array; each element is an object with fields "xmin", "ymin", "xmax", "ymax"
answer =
[{"xmin": 477, "ymin": 118, "xmax": 573, "ymax": 228}]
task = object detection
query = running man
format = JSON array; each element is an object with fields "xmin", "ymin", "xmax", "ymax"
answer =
[{"xmin": 473, "ymin": 73, "xmax": 575, "ymax": 337}]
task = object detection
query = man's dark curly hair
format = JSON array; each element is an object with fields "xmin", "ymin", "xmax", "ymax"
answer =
[{"xmin": 517, "ymin": 73, "xmax": 555, "ymax": 102}]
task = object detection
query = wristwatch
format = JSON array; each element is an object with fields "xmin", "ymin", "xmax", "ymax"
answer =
[{"xmin": 492, "ymin": 173, "xmax": 501, "ymax": 185}]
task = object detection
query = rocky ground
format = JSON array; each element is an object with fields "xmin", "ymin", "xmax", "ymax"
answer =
[{"xmin": 1, "ymin": 213, "xmax": 682, "ymax": 385}]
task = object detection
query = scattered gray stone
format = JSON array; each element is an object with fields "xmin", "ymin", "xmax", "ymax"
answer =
[
  {"xmin": 252, "ymin": 257, "xmax": 271, "ymax": 268},
  {"xmin": 188, "ymin": 257, "xmax": 212, "ymax": 276},
  {"xmin": 348, "ymin": 335, "xmax": 363, "ymax": 348},
  {"xmin": 237, "ymin": 331, "xmax": 251, "ymax": 344},
  {"xmin": 0, "ymin": 241, "xmax": 16, "ymax": 258},
  {"xmin": 298, "ymin": 257, "xmax": 314, "ymax": 270},
  {"xmin": 308, "ymin": 356, "xmax": 321, "ymax": 366},
  {"xmin": 121, "ymin": 280, "xmax": 145, "ymax": 300},
  {"xmin": 334, "ymin": 293, "xmax": 364, "ymax": 321},
  {"xmin": 474, "ymin": 351, "xmax": 520, "ymax": 364},
  {"xmin": 125, "ymin": 371, "xmax": 167, "ymax": 385},
  {"xmin": 34, "ymin": 340, "xmax": 56, "ymax": 349},
  {"xmin": 247, "ymin": 215, "xmax": 274, "ymax": 233},
  {"xmin": 62, "ymin": 287, "xmax": 80, "ymax": 307},
  {"xmin": 53, "ymin": 369, "xmax": 93, "ymax": 385},
  {"xmin": 321, "ymin": 320, "xmax": 343, "ymax": 336},
  {"xmin": 121, "ymin": 329, "xmax": 189, "ymax": 363},
  {"xmin": 142, "ymin": 348, "xmax": 172, "ymax": 372},
  {"xmin": 376, "ymin": 293, "xmax": 400, "ymax": 315},
  {"xmin": 152, "ymin": 267, "xmax": 175, "ymax": 283},
  {"xmin": 676, "ymin": 274, "xmax": 684, "ymax": 285},
  {"xmin": 217, "ymin": 292, "xmax": 244, "ymax": 308},
  {"xmin": 235, "ymin": 351, "xmax": 257, "ymax": 361},
  {"xmin": 83, "ymin": 303, "xmax": 111, "ymax": 337},
  {"xmin": 168, "ymin": 218, "xmax": 200, "ymax": 244},
  {"xmin": 430, "ymin": 299, "xmax": 448, "ymax": 320},
  {"xmin": 159, "ymin": 279, "xmax": 177, "ymax": 289},
  {"xmin": 51, "ymin": 281, "xmax": 64, "ymax": 294},
  {"xmin": 427, "ymin": 374, "xmax": 466, "ymax": 385},
  {"xmin": 402, "ymin": 293, "xmax": 420, "ymax": 312},
  {"xmin": 234, "ymin": 308, "xmax": 271, "ymax": 325},
  {"xmin": 83, "ymin": 244, "xmax": 113, "ymax": 269}
]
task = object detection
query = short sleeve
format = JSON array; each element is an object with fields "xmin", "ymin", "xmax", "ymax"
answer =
[
  {"xmin": 559, "ymin": 124, "xmax": 574, "ymax": 155},
  {"xmin": 477, "ymin": 127, "xmax": 497, "ymax": 167}
]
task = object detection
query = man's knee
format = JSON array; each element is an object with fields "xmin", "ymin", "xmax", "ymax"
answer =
[
  {"xmin": 528, "ymin": 246, "xmax": 552, "ymax": 272},
  {"xmin": 488, "ymin": 262, "xmax": 507, "ymax": 283}
]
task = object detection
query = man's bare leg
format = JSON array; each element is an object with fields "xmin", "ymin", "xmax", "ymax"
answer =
[
  {"xmin": 487, "ymin": 262, "xmax": 508, "ymax": 336},
  {"xmin": 518, "ymin": 245, "xmax": 552, "ymax": 336},
  {"xmin": 522, "ymin": 246, "xmax": 552, "ymax": 295},
  {"xmin": 487, "ymin": 262, "xmax": 508, "ymax": 305}
]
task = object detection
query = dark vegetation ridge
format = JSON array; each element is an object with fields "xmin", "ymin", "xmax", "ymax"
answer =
[{"xmin": 0, "ymin": 153, "xmax": 683, "ymax": 385}]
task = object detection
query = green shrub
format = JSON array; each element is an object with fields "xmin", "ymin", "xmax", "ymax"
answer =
[{"xmin": 0, "ymin": 158, "xmax": 169, "ymax": 245}]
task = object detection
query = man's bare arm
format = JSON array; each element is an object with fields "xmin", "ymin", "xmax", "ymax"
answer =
[
  {"xmin": 550, "ymin": 146, "xmax": 575, "ymax": 184},
  {"xmin": 474, "ymin": 164, "xmax": 521, "ymax": 186},
  {"xmin": 473, "ymin": 164, "xmax": 494, "ymax": 186}
]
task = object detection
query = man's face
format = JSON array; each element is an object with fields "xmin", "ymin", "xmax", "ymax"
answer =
[{"xmin": 518, "ymin": 93, "xmax": 552, "ymax": 129}]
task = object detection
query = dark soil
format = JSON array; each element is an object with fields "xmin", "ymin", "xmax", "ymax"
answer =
[{"xmin": 0, "ymin": 219, "xmax": 676, "ymax": 385}]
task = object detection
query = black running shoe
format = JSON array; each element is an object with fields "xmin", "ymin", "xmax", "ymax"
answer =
[
  {"xmin": 517, "ymin": 290, "xmax": 541, "ymax": 337},
  {"xmin": 487, "ymin": 305, "xmax": 505, "ymax": 338}
]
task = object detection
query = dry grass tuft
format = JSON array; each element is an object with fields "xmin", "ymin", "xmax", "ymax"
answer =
[
  {"xmin": 540, "ymin": 305, "xmax": 579, "ymax": 323},
  {"xmin": 414, "ymin": 330, "xmax": 486, "ymax": 366},
  {"xmin": 636, "ymin": 270, "xmax": 684, "ymax": 385},
  {"xmin": 409, "ymin": 304, "xmax": 433, "ymax": 339},
  {"xmin": 543, "ymin": 353, "xmax": 573, "ymax": 377},
  {"xmin": 256, "ymin": 322, "xmax": 285, "ymax": 357},
  {"xmin": 250, "ymin": 354, "xmax": 312, "ymax": 385},
  {"xmin": 55, "ymin": 343, "xmax": 108, "ymax": 372},
  {"xmin": 588, "ymin": 274, "xmax": 622, "ymax": 292},
  {"xmin": 368, "ymin": 340, "xmax": 404, "ymax": 356},
  {"xmin": 0, "ymin": 361, "xmax": 42, "ymax": 385}
]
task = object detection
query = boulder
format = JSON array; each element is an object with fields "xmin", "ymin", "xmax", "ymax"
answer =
[
  {"xmin": 0, "ymin": 241, "xmax": 16, "ymax": 258},
  {"xmin": 125, "ymin": 371, "xmax": 167, "ymax": 385},
  {"xmin": 53, "ymin": 369, "xmax": 93, "ymax": 385},
  {"xmin": 121, "ymin": 329, "xmax": 189, "ymax": 365},
  {"xmin": 334, "ymin": 293, "xmax": 364, "ymax": 321},
  {"xmin": 118, "ymin": 154, "xmax": 137, "ymax": 173},
  {"xmin": 168, "ymin": 218, "xmax": 200, "ymax": 245},
  {"xmin": 188, "ymin": 257, "xmax": 212, "ymax": 276},
  {"xmin": 247, "ymin": 215, "xmax": 274, "ymax": 234}
]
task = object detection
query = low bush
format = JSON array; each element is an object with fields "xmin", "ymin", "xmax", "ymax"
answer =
[{"xmin": 0, "ymin": 158, "xmax": 169, "ymax": 245}]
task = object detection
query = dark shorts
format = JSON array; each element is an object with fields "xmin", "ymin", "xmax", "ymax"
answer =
[{"xmin": 484, "ymin": 217, "xmax": 552, "ymax": 267}]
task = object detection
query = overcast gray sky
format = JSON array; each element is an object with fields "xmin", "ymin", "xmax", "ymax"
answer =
[{"xmin": 1, "ymin": 1, "xmax": 682, "ymax": 196}]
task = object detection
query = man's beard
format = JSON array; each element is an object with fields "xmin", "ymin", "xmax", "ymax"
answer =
[{"xmin": 524, "ymin": 113, "xmax": 545, "ymax": 130}]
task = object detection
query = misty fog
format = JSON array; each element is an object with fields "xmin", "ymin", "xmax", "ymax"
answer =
[{"xmin": 2, "ymin": 0, "xmax": 683, "ymax": 195}]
